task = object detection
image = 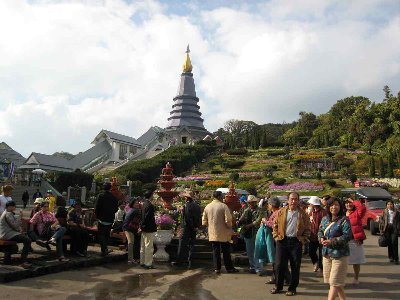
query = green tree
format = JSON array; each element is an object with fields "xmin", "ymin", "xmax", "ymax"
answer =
[
  {"xmin": 379, "ymin": 156, "xmax": 385, "ymax": 178},
  {"xmin": 387, "ymin": 152, "xmax": 395, "ymax": 178},
  {"xmin": 369, "ymin": 156, "xmax": 376, "ymax": 177}
]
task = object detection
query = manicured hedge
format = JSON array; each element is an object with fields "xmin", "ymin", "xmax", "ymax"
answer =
[
  {"xmin": 223, "ymin": 160, "xmax": 245, "ymax": 169},
  {"xmin": 225, "ymin": 148, "xmax": 248, "ymax": 155},
  {"xmin": 272, "ymin": 177, "xmax": 287, "ymax": 185},
  {"xmin": 114, "ymin": 141, "xmax": 217, "ymax": 184},
  {"xmin": 54, "ymin": 170, "xmax": 94, "ymax": 193}
]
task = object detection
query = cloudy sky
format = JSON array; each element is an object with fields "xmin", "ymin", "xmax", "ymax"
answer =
[{"xmin": 0, "ymin": 0, "xmax": 399, "ymax": 157}]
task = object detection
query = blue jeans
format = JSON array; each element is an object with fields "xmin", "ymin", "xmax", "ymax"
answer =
[
  {"xmin": 244, "ymin": 236, "xmax": 262, "ymax": 272},
  {"xmin": 52, "ymin": 226, "xmax": 67, "ymax": 257}
]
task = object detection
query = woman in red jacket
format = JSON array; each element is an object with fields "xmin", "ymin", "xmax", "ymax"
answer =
[{"xmin": 345, "ymin": 197, "xmax": 366, "ymax": 285}]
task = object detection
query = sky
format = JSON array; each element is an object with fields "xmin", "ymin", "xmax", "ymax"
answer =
[{"xmin": 0, "ymin": 0, "xmax": 399, "ymax": 157}]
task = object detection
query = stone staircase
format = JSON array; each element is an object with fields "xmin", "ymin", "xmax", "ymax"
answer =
[
  {"xmin": 166, "ymin": 238, "xmax": 246, "ymax": 261},
  {"xmin": 6, "ymin": 181, "xmax": 60, "ymax": 207},
  {"xmin": 7, "ymin": 184, "xmax": 48, "ymax": 206}
]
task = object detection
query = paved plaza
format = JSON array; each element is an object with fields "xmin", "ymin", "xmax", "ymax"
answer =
[{"xmin": 0, "ymin": 231, "xmax": 399, "ymax": 300}]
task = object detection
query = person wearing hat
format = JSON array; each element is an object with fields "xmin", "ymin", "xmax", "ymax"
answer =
[
  {"xmin": 45, "ymin": 190, "xmax": 56, "ymax": 214},
  {"xmin": 123, "ymin": 197, "xmax": 142, "ymax": 264},
  {"xmin": 202, "ymin": 190, "xmax": 238, "ymax": 274},
  {"xmin": 30, "ymin": 198, "xmax": 44, "ymax": 218},
  {"xmin": 67, "ymin": 200, "xmax": 90, "ymax": 257},
  {"xmin": 95, "ymin": 182, "xmax": 119, "ymax": 257},
  {"xmin": 172, "ymin": 190, "xmax": 201, "ymax": 268},
  {"xmin": 308, "ymin": 196, "xmax": 326, "ymax": 273},
  {"xmin": 345, "ymin": 197, "xmax": 367, "ymax": 284},
  {"xmin": 0, "ymin": 185, "xmax": 14, "ymax": 215},
  {"xmin": 238, "ymin": 195, "xmax": 264, "ymax": 274},
  {"xmin": 0, "ymin": 201, "xmax": 32, "ymax": 268}
]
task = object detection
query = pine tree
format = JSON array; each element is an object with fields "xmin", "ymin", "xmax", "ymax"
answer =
[
  {"xmin": 387, "ymin": 152, "xmax": 394, "ymax": 178},
  {"xmin": 379, "ymin": 156, "xmax": 385, "ymax": 178},
  {"xmin": 369, "ymin": 156, "xmax": 376, "ymax": 177}
]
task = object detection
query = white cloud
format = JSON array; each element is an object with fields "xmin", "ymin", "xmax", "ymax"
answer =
[{"xmin": 0, "ymin": 0, "xmax": 399, "ymax": 157}]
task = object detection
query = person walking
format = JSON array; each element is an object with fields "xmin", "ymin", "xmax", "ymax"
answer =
[
  {"xmin": 139, "ymin": 190, "xmax": 157, "ymax": 269},
  {"xmin": 319, "ymin": 198, "xmax": 352, "ymax": 300},
  {"xmin": 122, "ymin": 197, "xmax": 141, "ymax": 264},
  {"xmin": 0, "ymin": 185, "xmax": 14, "ymax": 215},
  {"xmin": 95, "ymin": 182, "xmax": 119, "ymax": 257},
  {"xmin": 172, "ymin": 190, "xmax": 201, "ymax": 268},
  {"xmin": 202, "ymin": 190, "xmax": 238, "ymax": 274},
  {"xmin": 345, "ymin": 197, "xmax": 367, "ymax": 284},
  {"xmin": 265, "ymin": 197, "xmax": 291, "ymax": 285},
  {"xmin": 271, "ymin": 192, "xmax": 311, "ymax": 296},
  {"xmin": 308, "ymin": 196, "xmax": 326, "ymax": 273},
  {"xmin": 238, "ymin": 195, "xmax": 264, "ymax": 275},
  {"xmin": 22, "ymin": 190, "xmax": 29, "ymax": 209},
  {"xmin": 381, "ymin": 200, "xmax": 400, "ymax": 264}
]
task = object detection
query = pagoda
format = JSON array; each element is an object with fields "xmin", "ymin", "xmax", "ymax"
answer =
[{"xmin": 165, "ymin": 45, "xmax": 209, "ymax": 145}]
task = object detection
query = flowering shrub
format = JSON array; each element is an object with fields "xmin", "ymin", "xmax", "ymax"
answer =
[
  {"xmin": 372, "ymin": 178, "xmax": 400, "ymax": 188},
  {"xmin": 292, "ymin": 154, "xmax": 325, "ymax": 159},
  {"xmin": 269, "ymin": 182, "xmax": 324, "ymax": 191},
  {"xmin": 358, "ymin": 180, "xmax": 389, "ymax": 188},
  {"xmin": 205, "ymin": 180, "xmax": 227, "ymax": 187},
  {"xmin": 155, "ymin": 213, "xmax": 176, "ymax": 230},
  {"xmin": 175, "ymin": 175, "xmax": 212, "ymax": 181}
]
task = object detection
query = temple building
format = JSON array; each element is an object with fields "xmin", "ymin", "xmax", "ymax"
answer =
[
  {"xmin": 164, "ymin": 45, "xmax": 209, "ymax": 145},
  {"xmin": 18, "ymin": 46, "xmax": 209, "ymax": 174}
]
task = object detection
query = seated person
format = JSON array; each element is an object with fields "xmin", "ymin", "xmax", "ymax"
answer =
[
  {"xmin": 30, "ymin": 198, "xmax": 43, "ymax": 218},
  {"xmin": 0, "ymin": 201, "xmax": 32, "ymax": 268},
  {"xmin": 67, "ymin": 200, "xmax": 90, "ymax": 257},
  {"xmin": 30, "ymin": 201, "xmax": 68, "ymax": 261}
]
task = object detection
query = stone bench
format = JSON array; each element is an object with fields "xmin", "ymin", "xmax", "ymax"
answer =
[{"xmin": 0, "ymin": 239, "xmax": 20, "ymax": 264}]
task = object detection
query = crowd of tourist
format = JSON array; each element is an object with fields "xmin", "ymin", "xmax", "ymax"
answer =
[{"xmin": 1, "ymin": 182, "xmax": 399, "ymax": 299}]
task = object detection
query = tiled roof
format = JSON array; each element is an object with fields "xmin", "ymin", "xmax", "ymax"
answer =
[
  {"xmin": 136, "ymin": 126, "xmax": 164, "ymax": 146},
  {"xmin": 0, "ymin": 147, "xmax": 26, "ymax": 167},
  {"xmin": 70, "ymin": 139, "xmax": 112, "ymax": 169},
  {"xmin": 22, "ymin": 153, "xmax": 73, "ymax": 171},
  {"xmin": 101, "ymin": 130, "xmax": 141, "ymax": 146}
]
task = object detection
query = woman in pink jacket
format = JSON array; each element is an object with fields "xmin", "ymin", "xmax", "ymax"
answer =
[{"xmin": 345, "ymin": 197, "xmax": 366, "ymax": 285}]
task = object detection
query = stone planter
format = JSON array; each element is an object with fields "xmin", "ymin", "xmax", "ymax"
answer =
[{"xmin": 153, "ymin": 229, "xmax": 173, "ymax": 262}]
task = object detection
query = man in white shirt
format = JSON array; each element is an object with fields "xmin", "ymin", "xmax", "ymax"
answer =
[{"xmin": 0, "ymin": 185, "xmax": 14, "ymax": 215}]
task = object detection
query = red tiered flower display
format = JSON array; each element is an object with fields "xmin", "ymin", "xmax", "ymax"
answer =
[{"xmin": 156, "ymin": 162, "xmax": 179, "ymax": 209}]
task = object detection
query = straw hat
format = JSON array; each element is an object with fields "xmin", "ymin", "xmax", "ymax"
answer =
[
  {"xmin": 247, "ymin": 195, "xmax": 259, "ymax": 203},
  {"xmin": 182, "ymin": 190, "xmax": 194, "ymax": 199},
  {"xmin": 34, "ymin": 197, "xmax": 44, "ymax": 204}
]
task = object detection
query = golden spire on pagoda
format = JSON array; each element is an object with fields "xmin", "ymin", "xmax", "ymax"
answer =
[{"xmin": 182, "ymin": 44, "xmax": 193, "ymax": 73}]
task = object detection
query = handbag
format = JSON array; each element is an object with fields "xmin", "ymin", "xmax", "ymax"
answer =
[
  {"xmin": 378, "ymin": 235, "xmax": 388, "ymax": 247},
  {"xmin": 40, "ymin": 222, "xmax": 54, "ymax": 240}
]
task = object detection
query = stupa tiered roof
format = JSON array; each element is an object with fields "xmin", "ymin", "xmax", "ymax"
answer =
[{"xmin": 166, "ymin": 45, "xmax": 207, "ymax": 131}]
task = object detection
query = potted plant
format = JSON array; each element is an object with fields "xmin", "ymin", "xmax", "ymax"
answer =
[{"xmin": 153, "ymin": 213, "xmax": 176, "ymax": 261}]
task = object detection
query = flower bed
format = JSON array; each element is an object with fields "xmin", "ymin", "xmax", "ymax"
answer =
[
  {"xmin": 358, "ymin": 179, "xmax": 389, "ymax": 188},
  {"xmin": 269, "ymin": 182, "xmax": 324, "ymax": 191}
]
